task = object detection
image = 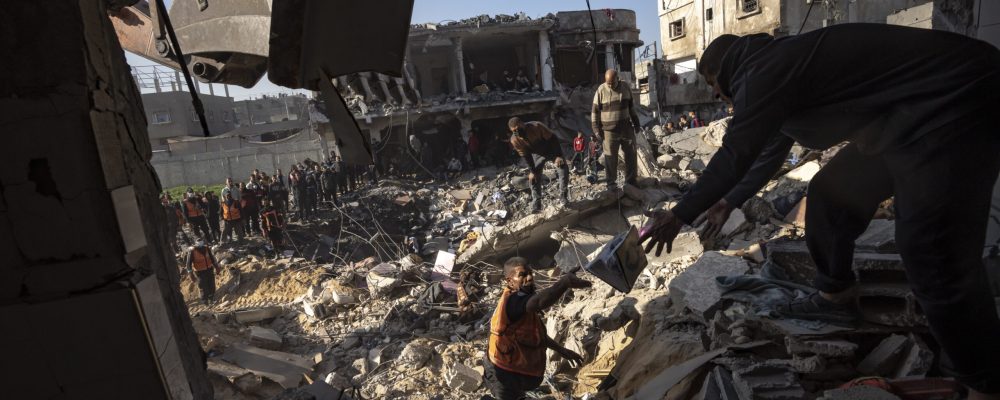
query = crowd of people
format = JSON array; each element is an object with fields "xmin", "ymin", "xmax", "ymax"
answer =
[
  {"xmin": 662, "ymin": 106, "xmax": 733, "ymax": 134},
  {"xmin": 161, "ymin": 152, "xmax": 377, "ymax": 256}
]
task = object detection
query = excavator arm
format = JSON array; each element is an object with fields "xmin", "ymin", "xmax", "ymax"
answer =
[{"xmin": 108, "ymin": 0, "xmax": 415, "ymax": 165}]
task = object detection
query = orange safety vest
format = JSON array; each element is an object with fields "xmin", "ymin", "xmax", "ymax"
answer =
[
  {"xmin": 222, "ymin": 201, "xmax": 241, "ymax": 221},
  {"xmin": 191, "ymin": 247, "xmax": 215, "ymax": 271},
  {"xmin": 488, "ymin": 288, "xmax": 546, "ymax": 377},
  {"xmin": 184, "ymin": 199, "xmax": 203, "ymax": 218}
]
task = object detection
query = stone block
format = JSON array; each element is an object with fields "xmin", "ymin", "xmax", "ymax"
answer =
[
  {"xmin": 249, "ymin": 326, "xmax": 282, "ymax": 350},
  {"xmin": 398, "ymin": 341, "xmax": 434, "ymax": 369},
  {"xmin": 857, "ymin": 283, "xmax": 927, "ymax": 327},
  {"xmin": 857, "ymin": 334, "xmax": 909, "ymax": 376},
  {"xmin": 234, "ymin": 307, "xmax": 284, "ymax": 324},
  {"xmin": 720, "ymin": 209, "xmax": 748, "ymax": 237},
  {"xmin": 733, "ymin": 364, "xmax": 805, "ymax": 400},
  {"xmin": 445, "ymin": 362, "xmax": 482, "ymax": 392},
  {"xmin": 855, "ymin": 219, "xmax": 896, "ymax": 252},
  {"xmin": 668, "ymin": 252, "xmax": 749, "ymax": 319},
  {"xmin": 657, "ymin": 154, "xmax": 682, "ymax": 169},
  {"xmin": 893, "ymin": 333, "xmax": 933, "ymax": 378},
  {"xmin": 785, "ymin": 338, "xmax": 857, "ymax": 358}
]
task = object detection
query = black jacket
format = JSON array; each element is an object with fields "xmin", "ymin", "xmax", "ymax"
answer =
[{"xmin": 672, "ymin": 23, "xmax": 1000, "ymax": 223}]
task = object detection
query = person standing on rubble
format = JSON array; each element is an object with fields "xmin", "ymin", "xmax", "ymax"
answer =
[
  {"xmin": 220, "ymin": 192, "xmax": 244, "ymax": 243},
  {"xmin": 268, "ymin": 175, "xmax": 288, "ymax": 214},
  {"xmin": 571, "ymin": 131, "xmax": 586, "ymax": 174},
  {"xmin": 289, "ymin": 164, "xmax": 307, "ymax": 220},
  {"xmin": 203, "ymin": 191, "xmax": 221, "ymax": 243},
  {"xmin": 303, "ymin": 165, "xmax": 319, "ymax": 219},
  {"xmin": 242, "ymin": 179, "xmax": 262, "ymax": 236},
  {"xmin": 592, "ymin": 69, "xmax": 641, "ymax": 193},
  {"xmin": 259, "ymin": 198, "xmax": 284, "ymax": 257},
  {"xmin": 508, "ymin": 116, "xmax": 570, "ymax": 213},
  {"xmin": 484, "ymin": 257, "xmax": 589, "ymax": 399},
  {"xmin": 185, "ymin": 241, "xmax": 221, "ymax": 305},
  {"xmin": 320, "ymin": 166, "xmax": 338, "ymax": 207},
  {"xmin": 639, "ymin": 25, "xmax": 1000, "ymax": 399},
  {"xmin": 162, "ymin": 194, "xmax": 187, "ymax": 252},
  {"xmin": 221, "ymin": 177, "xmax": 241, "ymax": 204},
  {"xmin": 468, "ymin": 129, "xmax": 481, "ymax": 169},
  {"xmin": 182, "ymin": 191, "xmax": 213, "ymax": 242},
  {"xmin": 687, "ymin": 110, "xmax": 703, "ymax": 128}
]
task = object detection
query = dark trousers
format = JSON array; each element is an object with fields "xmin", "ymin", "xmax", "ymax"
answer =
[
  {"xmin": 602, "ymin": 128, "xmax": 637, "ymax": 188},
  {"xmin": 570, "ymin": 151, "xmax": 585, "ymax": 171},
  {"xmin": 295, "ymin": 189, "xmax": 308, "ymax": 219},
  {"xmin": 244, "ymin": 208, "xmax": 260, "ymax": 235},
  {"xmin": 195, "ymin": 269, "xmax": 216, "ymax": 304},
  {"xmin": 529, "ymin": 149, "xmax": 569, "ymax": 210},
  {"xmin": 482, "ymin": 355, "xmax": 543, "ymax": 400},
  {"xmin": 221, "ymin": 218, "xmax": 244, "ymax": 242},
  {"xmin": 805, "ymin": 123, "xmax": 1000, "ymax": 392},
  {"xmin": 187, "ymin": 216, "xmax": 213, "ymax": 242},
  {"xmin": 207, "ymin": 215, "xmax": 221, "ymax": 240}
]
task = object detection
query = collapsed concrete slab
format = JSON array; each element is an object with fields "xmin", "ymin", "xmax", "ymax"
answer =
[
  {"xmin": 250, "ymin": 326, "xmax": 283, "ymax": 350},
  {"xmin": 457, "ymin": 190, "xmax": 621, "ymax": 264},
  {"xmin": 668, "ymin": 251, "xmax": 750, "ymax": 319},
  {"xmin": 732, "ymin": 364, "xmax": 805, "ymax": 400},
  {"xmin": 445, "ymin": 362, "xmax": 483, "ymax": 392},
  {"xmin": 785, "ymin": 337, "xmax": 858, "ymax": 359}
]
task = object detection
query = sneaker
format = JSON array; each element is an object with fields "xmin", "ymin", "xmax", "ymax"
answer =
[{"xmin": 775, "ymin": 291, "xmax": 858, "ymax": 323}]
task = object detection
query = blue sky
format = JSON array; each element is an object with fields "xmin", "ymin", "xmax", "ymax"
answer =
[{"xmin": 126, "ymin": 0, "xmax": 661, "ymax": 99}]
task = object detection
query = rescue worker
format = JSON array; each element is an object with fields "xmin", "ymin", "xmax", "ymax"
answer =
[
  {"xmin": 242, "ymin": 177, "xmax": 262, "ymax": 236},
  {"xmin": 185, "ymin": 242, "xmax": 221, "ymax": 305},
  {"xmin": 484, "ymin": 257, "xmax": 589, "ymax": 399},
  {"xmin": 639, "ymin": 25, "xmax": 1000, "ymax": 399},
  {"xmin": 259, "ymin": 198, "xmax": 284, "ymax": 257},
  {"xmin": 182, "ymin": 192, "xmax": 213, "ymax": 242},
  {"xmin": 508, "ymin": 117, "xmax": 569, "ymax": 213},
  {"xmin": 220, "ymin": 192, "xmax": 244, "ymax": 243},
  {"xmin": 592, "ymin": 69, "xmax": 641, "ymax": 192}
]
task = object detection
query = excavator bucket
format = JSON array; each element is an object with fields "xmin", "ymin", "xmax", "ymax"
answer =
[{"xmin": 268, "ymin": 0, "xmax": 414, "ymax": 166}]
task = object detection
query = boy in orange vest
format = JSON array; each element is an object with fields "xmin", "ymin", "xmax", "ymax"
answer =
[
  {"xmin": 484, "ymin": 257, "xmax": 590, "ymax": 399},
  {"xmin": 185, "ymin": 242, "xmax": 221, "ymax": 305}
]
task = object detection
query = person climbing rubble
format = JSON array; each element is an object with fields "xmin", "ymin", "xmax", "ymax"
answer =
[
  {"xmin": 508, "ymin": 116, "xmax": 569, "ymax": 213},
  {"xmin": 592, "ymin": 68, "xmax": 641, "ymax": 193},
  {"xmin": 484, "ymin": 257, "xmax": 590, "ymax": 400},
  {"xmin": 185, "ymin": 241, "xmax": 221, "ymax": 305},
  {"xmin": 639, "ymin": 24, "xmax": 1000, "ymax": 399}
]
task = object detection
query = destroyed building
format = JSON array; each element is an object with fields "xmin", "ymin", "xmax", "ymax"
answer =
[
  {"xmin": 234, "ymin": 93, "xmax": 311, "ymax": 127},
  {"xmin": 331, "ymin": 10, "xmax": 642, "ymax": 170},
  {"xmin": 654, "ymin": 0, "xmax": 991, "ymax": 117},
  {"xmin": 6, "ymin": 1, "xmax": 1000, "ymax": 400}
]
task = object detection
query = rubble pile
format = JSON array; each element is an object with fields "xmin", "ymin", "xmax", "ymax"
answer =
[{"xmin": 179, "ymin": 115, "xmax": 947, "ymax": 400}]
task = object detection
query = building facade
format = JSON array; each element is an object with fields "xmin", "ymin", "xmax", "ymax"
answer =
[
  {"xmin": 233, "ymin": 93, "xmax": 311, "ymax": 127},
  {"xmin": 140, "ymin": 91, "xmax": 237, "ymax": 147},
  {"xmin": 328, "ymin": 10, "xmax": 642, "ymax": 172},
  {"xmin": 654, "ymin": 0, "xmax": 984, "ymax": 118}
]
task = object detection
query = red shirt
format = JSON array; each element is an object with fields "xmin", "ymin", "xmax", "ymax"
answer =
[{"xmin": 573, "ymin": 137, "xmax": 585, "ymax": 152}]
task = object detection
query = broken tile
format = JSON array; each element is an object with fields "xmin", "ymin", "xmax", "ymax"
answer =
[{"xmin": 857, "ymin": 334, "xmax": 909, "ymax": 376}]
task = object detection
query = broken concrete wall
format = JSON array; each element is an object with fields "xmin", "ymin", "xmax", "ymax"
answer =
[
  {"xmin": 0, "ymin": 0, "xmax": 211, "ymax": 398},
  {"xmin": 151, "ymin": 135, "xmax": 325, "ymax": 188}
]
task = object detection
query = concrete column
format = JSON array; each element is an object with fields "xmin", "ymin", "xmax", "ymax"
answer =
[
  {"xmin": 395, "ymin": 77, "xmax": 412, "ymax": 105},
  {"xmin": 459, "ymin": 117, "xmax": 473, "ymax": 142},
  {"xmin": 5, "ymin": 1, "xmax": 212, "ymax": 398},
  {"xmin": 454, "ymin": 37, "xmax": 468, "ymax": 94},
  {"xmin": 376, "ymin": 74, "xmax": 397, "ymax": 105},
  {"xmin": 153, "ymin": 77, "xmax": 161, "ymax": 93},
  {"xmin": 175, "ymin": 71, "xmax": 182, "ymax": 91},
  {"xmin": 538, "ymin": 30, "xmax": 554, "ymax": 91},
  {"xmin": 605, "ymin": 43, "xmax": 616, "ymax": 71},
  {"xmin": 358, "ymin": 72, "xmax": 377, "ymax": 102},
  {"xmin": 208, "ymin": 82, "xmax": 215, "ymax": 96},
  {"xmin": 224, "ymin": 84, "xmax": 230, "ymax": 97}
]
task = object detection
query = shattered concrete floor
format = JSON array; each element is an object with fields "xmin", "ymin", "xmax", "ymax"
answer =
[{"xmin": 175, "ymin": 117, "xmax": 964, "ymax": 400}]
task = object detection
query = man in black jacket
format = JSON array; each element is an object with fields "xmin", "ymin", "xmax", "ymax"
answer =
[{"xmin": 639, "ymin": 24, "xmax": 1000, "ymax": 398}]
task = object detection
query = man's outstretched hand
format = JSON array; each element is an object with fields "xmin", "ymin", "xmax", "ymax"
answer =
[
  {"xmin": 639, "ymin": 210, "xmax": 684, "ymax": 256},
  {"xmin": 692, "ymin": 198, "xmax": 734, "ymax": 241}
]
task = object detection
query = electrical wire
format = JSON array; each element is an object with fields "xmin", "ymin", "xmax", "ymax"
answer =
[{"xmin": 798, "ymin": 1, "xmax": 817, "ymax": 35}]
